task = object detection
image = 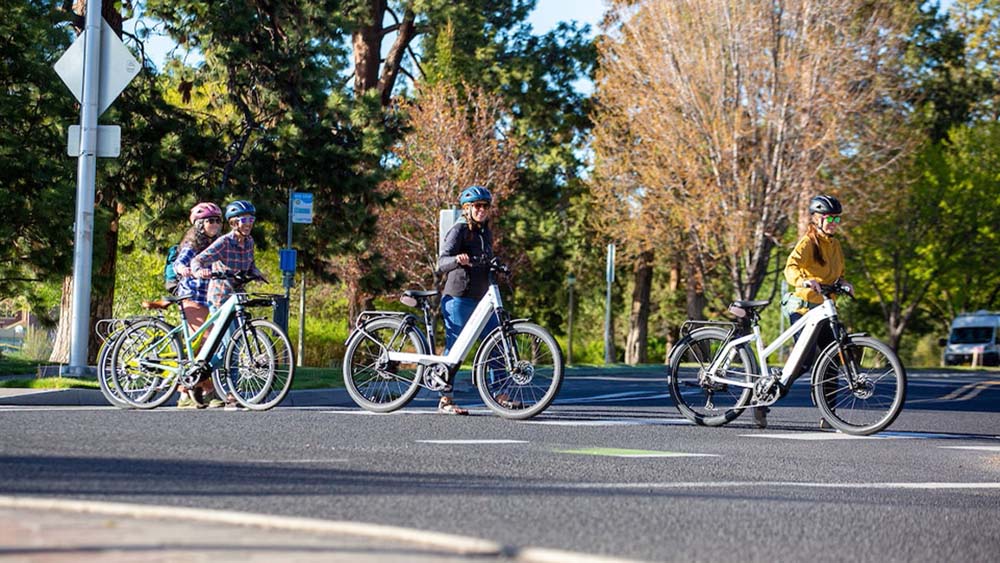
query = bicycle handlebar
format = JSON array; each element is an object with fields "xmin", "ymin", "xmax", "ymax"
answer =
[
  {"xmin": 468, "ymin": 255, "xmax": 511, "ymax": 275},
  {"xmin": 819, "ymin": 281, "xmax": 853, "ymax": 298},
  {"xmin": 211, "ymin": 270, "xmax": 264, "ymax": 288}
]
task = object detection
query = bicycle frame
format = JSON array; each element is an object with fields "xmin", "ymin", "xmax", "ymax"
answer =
[
  {"xmin": 385, "ymin": 283, "xmax": 505, "ymax": 368},
  {"xmin": 705, "ymin": 298, "xmax": 839, "ymax": 390},
  {"xmin": 133, "ymin": 293, "xmax": 244, "ymax": 373}
]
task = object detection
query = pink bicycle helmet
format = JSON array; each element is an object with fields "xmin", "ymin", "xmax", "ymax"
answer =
[{"xmin": 189, "ymin": 202, "xmax": 222, "ymax": 224}]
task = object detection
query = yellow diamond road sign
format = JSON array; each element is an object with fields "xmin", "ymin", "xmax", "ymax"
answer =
[{"xmin": 53, "ymin": 19, "xmax": 141, "ymax": 117}]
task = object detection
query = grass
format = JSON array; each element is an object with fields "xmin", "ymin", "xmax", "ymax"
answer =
[
  {"xmin": 0, "ymin": 354, "xmax": 42, "ymax": 377},
  {"xmin": 0, "ymin": 377, "xmax": 99, "ymax": 390},
  {"xmin": 0, "ymin": 364, "xmax": 344, "ymax": 391}
]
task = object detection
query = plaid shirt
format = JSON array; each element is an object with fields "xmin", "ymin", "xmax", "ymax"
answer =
[
  {"xmin": 192, "ymin": 231, "xmax": 258, "ymax": 309},
  {"xmin": 173, "ymin": 245, "xmax": 211, "ymax": 307}
]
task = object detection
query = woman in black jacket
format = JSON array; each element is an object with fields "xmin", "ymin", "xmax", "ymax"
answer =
[{"xmin": 436, "ymin": 186, "xmax": 497, "ymax": 414}]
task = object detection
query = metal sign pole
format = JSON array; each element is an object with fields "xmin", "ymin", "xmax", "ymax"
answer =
[
  {"xmin": 603, "ymin": 243, "xmax": 616, "ymax": 365},
  {"xmin": 67, "ymin": 0, "xmax": 103, "ymax": 374}
]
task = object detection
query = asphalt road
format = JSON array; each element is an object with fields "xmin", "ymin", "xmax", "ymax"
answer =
[{"xmin": 1, "ymin": 367, "xmax": 998, "ymax": 562}]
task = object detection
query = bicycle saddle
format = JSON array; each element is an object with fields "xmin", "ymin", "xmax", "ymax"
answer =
[
  {"xmin": 732, "ymin": 300, "xmax": 769, "ymax": 310},
  {"xmin": 140, "ymin": 293, "xmax": 190, "ymax": 309},
  {"xmin": 403, "ymin": 290, "xmax": 438, "ymax": 298}
]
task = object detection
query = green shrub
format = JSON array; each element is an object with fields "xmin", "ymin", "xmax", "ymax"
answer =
[
  {"xmin": 906, "ymin": 333, "xmax": 943, "ymax": 368},
  {"xmin": 287, "ymin": 316, "xmax": 350, "ymax": 368},
  {"xmin": 20, "ymin": 330, "xmax": 53, "ymax": 363}
]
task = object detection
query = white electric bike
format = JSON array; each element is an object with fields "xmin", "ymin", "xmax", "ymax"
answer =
[
  {"xmin": 668, "ymin": 282, "xmax": 906, "ymax": 435},
  {"xmin": 342, "ymin": 256, "xmax": 564, "ymax": 419}
]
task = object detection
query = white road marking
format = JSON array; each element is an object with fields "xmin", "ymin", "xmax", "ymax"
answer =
[
  {"xmin": 417, "ymin": 439, "xmax": 528, "ymax": 444},
  {"xmin": 940, "ymin": 446, "xmax": 1000, "ymax": 453},
  {"xmin": 533, "ymin": 481, "xmax": 1000, "ymax": 491},
  {"xmin": 743, "ymin": 430, "xmax": 999, "ymax": 441}
]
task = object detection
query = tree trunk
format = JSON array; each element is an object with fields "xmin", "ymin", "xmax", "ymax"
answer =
[
  {"xmin": 625, "ymin": 250, "xmax": 654, "ymax": 365},
  {"xmin": 352, "ymin": 0, "xmax": 385, "ymax": 95},
  {"xmin": 685, "ymin": 254, "xmax": 707, "ymax": 321},
  {"xmin": 48, "ymin": 277, "xmax": 74, "ymax": 363}
]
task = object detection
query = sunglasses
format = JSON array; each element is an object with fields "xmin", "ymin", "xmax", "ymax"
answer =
[
  {"xmin": 824, "ymin": 216, "xmax": 842, "ymax": 224},
  {"xmin": 470, "ymin": 202, "xmax": 491, "ymax": 210},
  {"xmin": 235, "ymin": 215, "xmax": 256, "ymax": 225},
  {"xmin": 205, "ymin": 217, "xmax": 222, "ymax": 224}
]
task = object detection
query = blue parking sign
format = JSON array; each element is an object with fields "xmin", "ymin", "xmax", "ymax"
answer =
[{"xmin": 291, "ymin": 192, "xmax": 313, "ymax": 224}]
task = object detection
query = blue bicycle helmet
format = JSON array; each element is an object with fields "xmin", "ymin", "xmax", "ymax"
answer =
[
  {"xmin": 225, "ymin": 200, "xmax": 256, "ymax": 220},
  {"xmin": 459, "ymin": 186, "xmax": 492, "ymax": 205}
]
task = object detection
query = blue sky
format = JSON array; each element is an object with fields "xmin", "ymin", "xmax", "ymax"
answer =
[
  {"xmin": 130, "ymin": 1, "xmax": 608, "ymax": 70},
  {"xmin": 530, "ymin": 0, "xmax": 606, "ymax": 34}
]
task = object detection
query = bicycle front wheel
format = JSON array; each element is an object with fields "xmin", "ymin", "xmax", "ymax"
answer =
[
  {"xmin": 813, "ymin": 335, "xmax": 906, "ymax": 435},
  {"xmin": 343, "ymin": 317, "xmax": 427, "ymax": 413},
  {"xmin": 223, "ymin": 319, "xmax": 295, "ymax": 411},
  {"xmin": 109, "ymin": 318, "xmax": 182, "ymax": 409},
  {"xmin": 667, "ymin": 327, "xmax": 755, "ymax": 426},
  {"xmin": 474, "ymin": 322, "xmax": 563, "ymax": 420}
]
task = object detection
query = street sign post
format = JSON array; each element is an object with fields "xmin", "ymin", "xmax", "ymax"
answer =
[
  {"xmin": 52, "ymin": 3, "xmax": 140, "ymax": 374},
  {"xmin": 67, "ymin": 125, "xmax": 120, "ymax": 158}
]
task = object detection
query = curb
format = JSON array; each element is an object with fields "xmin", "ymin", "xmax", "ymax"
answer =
[
  {"xmin": 0, "ymin": 495, "xmax": 501, "ymax": 556},
  {"xmin": 0, "ymin": 496, "xmax": 643, "ymax": 562}
]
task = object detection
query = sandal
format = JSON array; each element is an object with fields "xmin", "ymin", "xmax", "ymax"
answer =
[
  {"xmin": 495, "ymin": 393, "xmax": 523, "ymax": 409},
  {"xmin": 438, "ymin": 396, "xmax": 469, "ymax": 416}
]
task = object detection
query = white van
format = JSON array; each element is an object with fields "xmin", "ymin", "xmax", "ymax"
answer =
[{"xmin": 940, "ymin": 311, "xmax": 1000, "ymax": 367}]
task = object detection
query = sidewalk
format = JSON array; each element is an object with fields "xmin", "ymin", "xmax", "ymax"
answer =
[{"xmin": 0, "ymin": 387, "xmax": 356, "ymax": 408}]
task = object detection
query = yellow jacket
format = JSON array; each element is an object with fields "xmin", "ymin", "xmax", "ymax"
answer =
[{"xmin": 784, "ymin": 232, "xmax": 845, "ymax": 311}]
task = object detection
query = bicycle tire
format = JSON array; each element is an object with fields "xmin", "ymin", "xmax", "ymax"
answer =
[
  {"xmin": 342, "ymin": 317, "xmax": 427, "ymax": 413},
  {"xmin": 474, "ymin": 322, "xmax": 563, "ymax": 420},
  {"xmin": 97, "ymin": 330, "xmax": 131, "ymax": 409},
  {"xmin": 223, "ymin": 318, "xmax": 295, "ymax": 411},
  {"xmin": 812, "ymin": 335, "xmax": 907, "ymax": 435},
  {"xmin": 109, "ymin": 318, "xmax": 183, "ymax": 409},
  {"xmin": 667, "ymin": 327, "xmax": 755, "ymax": 426}
]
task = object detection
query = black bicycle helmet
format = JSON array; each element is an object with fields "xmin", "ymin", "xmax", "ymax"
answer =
[
  {"xmin": 225, "ymin": 200, "xmax": 256, "ymax": 220},
  {"xmin": 808, "ymin": 195, "xmax": 842, "ymax": 215}
]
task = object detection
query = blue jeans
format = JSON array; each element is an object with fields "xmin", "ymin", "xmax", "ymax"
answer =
[{"xmin": 441, "ymin": 295, "xmax": 506, "ymax": 392}]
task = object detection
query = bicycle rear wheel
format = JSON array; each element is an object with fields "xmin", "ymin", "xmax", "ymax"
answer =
[
  {"xmin": 474, "ymin": 322, "xmax": 563, "ymax": 419},
  {"xmin": 97, "ymin": 328, "xmax": 131, "ymax": 409},
  {"xmin": 343, "ymin": 317, "xmax": 426, "ymax": 413},
  {"xmin": 813, "ymin": 335, "xmax": 906, "ymax": 435},
  {"xmin": 667, "ymin": 327, "xmax": 755, "ymax": 426},
  {"xmin": 223, "ymin": 318, "xmax": 295, "ymax": 411},
  {"xmin": 109, "ymin": 318, "xmax": 182, "ymax": 409}
]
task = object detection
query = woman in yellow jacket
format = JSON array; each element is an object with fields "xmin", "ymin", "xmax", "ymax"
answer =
[{"xmin": 753, "ymin": 195, "xmax": 854, "ymax": 429}]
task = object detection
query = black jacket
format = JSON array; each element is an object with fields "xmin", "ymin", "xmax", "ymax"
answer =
[{"xmin": 438, "ymin": 222, "xmax": 493, "ymax": 299}]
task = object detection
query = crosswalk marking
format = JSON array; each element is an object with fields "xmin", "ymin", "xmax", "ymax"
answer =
[
  {"xmin": 417, "ymin": 440, "xmax": 529, "ymax": 445},
  {"xmin": 556, "ymin": 447, "xmax": 718, "ymax": 458},
  {"xmin": 939, "ymin": 446, "xmax": 1000, "ymax": 453}
]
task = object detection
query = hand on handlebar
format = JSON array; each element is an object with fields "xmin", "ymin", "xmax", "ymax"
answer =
[{"xmin": 801, "ymin": 279, "xmax": 822, "ymax": 294}]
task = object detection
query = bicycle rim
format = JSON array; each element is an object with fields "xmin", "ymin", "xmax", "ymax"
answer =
[
  {"xmin": 475, "ymin": 322, "xmax": 563, "ymax": 420},
  {"xmin": 667, "ymin": 327, "xmax": 754, "ymax": 426},
  {"xmin": 109, "ymin": 319, "xmax": 181, "ymax": 409},
  {"xmin": 813, "ymin": 336, "xmax": 906, "ymax": 435},
  {"xmin": 224, "ymin": 319, "xmax": 295, "ymax": 411},
  {"xmin": 343, "ymin": 318, "xmax": 425, "ymax": 413}
]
